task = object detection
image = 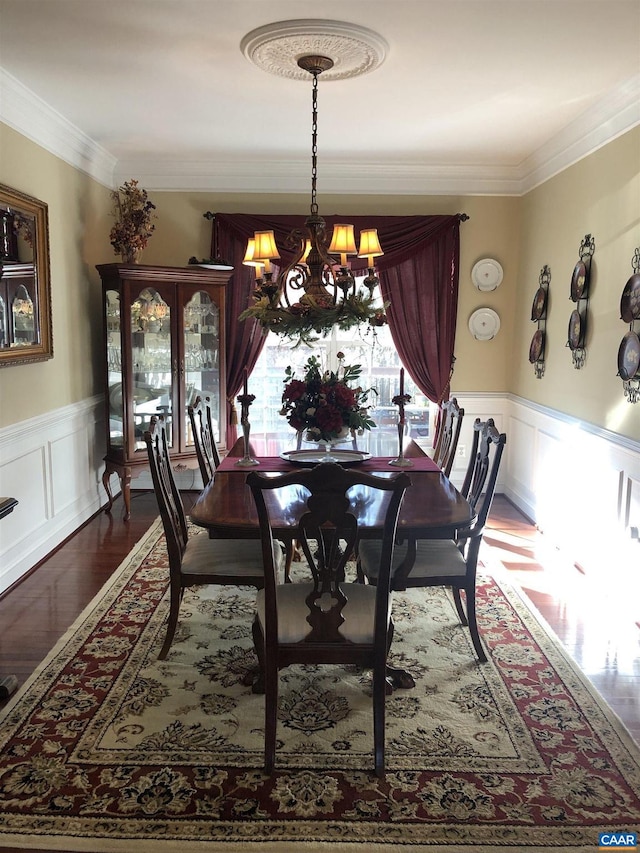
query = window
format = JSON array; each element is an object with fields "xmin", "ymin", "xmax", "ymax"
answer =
[{"xmin": 249, "ymin": 288, "xmax": 432, "ymax": 443}]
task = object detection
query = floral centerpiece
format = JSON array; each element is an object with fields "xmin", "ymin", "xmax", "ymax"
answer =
[
  {"xmin": 280, "ymin": 353, "xmax": 376, "ymax": 444},
  {"xmin": 110, "ymin": 179, "xmax": 157, "ymax": 263}
]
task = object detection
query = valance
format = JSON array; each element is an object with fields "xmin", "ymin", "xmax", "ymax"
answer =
[{"xmin": 215, "ymin": 213, "xmax": 463, "ymax": 271}]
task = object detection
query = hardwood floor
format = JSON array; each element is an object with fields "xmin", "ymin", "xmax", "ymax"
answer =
[
  {"xmin": 2, "ymin": 492, "xmax": 639, "ymax": 748},
  {"xmin": 484, "ymin": 499, "xmax": 640, "ymax": 744}
]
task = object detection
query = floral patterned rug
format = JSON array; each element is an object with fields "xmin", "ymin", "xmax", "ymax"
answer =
[{"xmin": 1, "ymin": 520, "xmax": 639, "ymax": 852}]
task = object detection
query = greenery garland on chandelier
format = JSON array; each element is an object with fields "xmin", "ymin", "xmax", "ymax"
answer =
[{"xmin": 241, "ymin": 290, "xmax": 387, "ymax": 345}]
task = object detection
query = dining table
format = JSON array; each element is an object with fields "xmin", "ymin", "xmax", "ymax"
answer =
[
  {"xmin": 189, "ymin": 430, "xmax": 474, "ymax": 691},
  {"xmin": 190, "ymin": 430, "xmax": 474, "ymax": 543}
]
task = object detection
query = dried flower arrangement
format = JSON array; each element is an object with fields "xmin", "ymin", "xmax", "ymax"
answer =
[{"xmin": 110, "ymin": 179, "xmax": 157, "ymax": 263}]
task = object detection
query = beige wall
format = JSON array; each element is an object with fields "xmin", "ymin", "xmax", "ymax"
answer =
[
  {"xmin": 0, "ymin": 124, "xmax": 112, "ymax": 429},
  {"xmin": 2, "ymin": 121, "xmax": 638, "ymax": 444},
  {"xmin": 512, "ymin": 127, "xmax": 640, "ymax": 441}
]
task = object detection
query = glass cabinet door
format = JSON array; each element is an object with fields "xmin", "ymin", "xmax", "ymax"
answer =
[
  {"xmin": 105, "ymin": 289, "xmax": 124, "ymax": 448},
  {"xmin": 184, "ymin": 290, "xmax": 221, "ymax": 447},
  {"xmin": 130, "ymin": 287, "xmax": 173, "ymax": 449}
]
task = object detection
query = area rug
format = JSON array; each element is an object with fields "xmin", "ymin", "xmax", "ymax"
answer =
[{"xmin": 0, "ymin": 521, "xmax": 639, "ymax": 853}]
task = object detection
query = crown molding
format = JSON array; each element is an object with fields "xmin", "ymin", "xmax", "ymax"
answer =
[
  {"xmin": 0, "ymin": 68, "xmax": 116, "ymax": 187},
  {"xmin": 517, "ymin": 74, "xmax": 640, "ymax": 193},
  {"xmin": 2, "ymin": 66, "xmax": 638, "ymax": 196},
  {"xmin": 112, "ymin": 158, "xmax": 523, "ymax": 196}
]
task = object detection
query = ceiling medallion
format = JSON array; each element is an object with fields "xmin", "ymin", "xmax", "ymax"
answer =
[{"xmin": 240, "ymin": 19, "xmax": 388, "ymax": 81}]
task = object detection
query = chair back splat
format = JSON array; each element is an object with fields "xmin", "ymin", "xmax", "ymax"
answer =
[
  {"xmin": 433, "ymin": 397, "xmax": 464, "ymax": 477},
  {"xmin": 146, "ymin": 415, "xmax": 189, "ymax": 563},
  {"xmin": 247, "ymin": 460, "xmax": 410, "ymax": 777},
  {"xmin": 188, "ymin": 395, "xmax": 221, "ymax": 487}
]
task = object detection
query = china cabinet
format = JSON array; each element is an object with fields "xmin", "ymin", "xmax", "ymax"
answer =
[{"xmin": 97, "ymin": 263, "xmax": 229, "ymax": 519}]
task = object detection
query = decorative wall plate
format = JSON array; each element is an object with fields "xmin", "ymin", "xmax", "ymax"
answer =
[
  {"xmin": 529, "ymin": 329, "xmax": 545, "ymax": 363},
  {"xmin": 531, "ymin": 286, "xmax": 547, "ymax": 320},
  {"xmin": 570, "ymin": 260, "xmax": 588, "ymax": 301},
  {"xmin": 469, "ymin": 307, "xmax": 500, "ymax": 340},
  {"xmin": 471, "ymin": 258, "xmax": 503, "ymax": 291},
  {"xmin": 617, "ymin": 331, "xmax": 640, "ymax": 381},
  {"xmin": 620, "ymin": 273, "xmax": 640, "ymax": 323},
  {"xmin": 567, "ymin": 309, "xmax": 584, "ymax": 350}
]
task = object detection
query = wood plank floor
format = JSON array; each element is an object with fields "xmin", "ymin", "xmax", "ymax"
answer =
[{"xmin": 1, "ymin": 492, "xmax": 639, "ymax": 741}]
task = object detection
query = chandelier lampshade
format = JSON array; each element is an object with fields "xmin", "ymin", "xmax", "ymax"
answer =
[
  {"xmin": 358, "ymin": 229, "xmax": 383, "ymax": 266},
  {"xmin": 242, "ymin": 238, "xmax": 265, "ymax": 277},
  {"xmin": 358, "ymin": 228, "xmax": 384, "ymax": 294},
  {"xmin": 252, "ymin": 231, "xmax": 280, "ymax": 273},
  {"xmin": 328, "ymin": 224, "xmax": 358, "ymax": 265},
  {"xmin": 239, "ymin": 51, "xmax": 387, "ymax": 344}
]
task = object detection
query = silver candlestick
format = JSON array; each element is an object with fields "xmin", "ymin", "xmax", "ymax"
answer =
[
  {"xmin": 235, "ymin": 393, "xmax": 259, "ymax": 467},
  {"xmin": 389, "ymin": 392, "xmax": 413, "ymax": 468}
]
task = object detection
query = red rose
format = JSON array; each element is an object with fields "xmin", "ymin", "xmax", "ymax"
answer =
[
  {"xmin": 283, "ymin": 379, "xmax": 306, "ymax": 402},
  {"xmin": 332, "ymin": 383, "xmax": 356, "ymax": 409},
  {"xmin": 315, "ymin": 404, "xmax": 344, "ymax": 433}
]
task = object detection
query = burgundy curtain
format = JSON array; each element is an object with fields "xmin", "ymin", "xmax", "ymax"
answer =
[
  {"xmin": 216, "ymin": 213, "xmax": 463, "ymax": 444},
  {"xmin": 379, "ymin": 217, "xmax": 461, "ymax": 405}
]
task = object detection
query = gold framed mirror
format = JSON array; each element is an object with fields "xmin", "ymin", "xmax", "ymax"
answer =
[{"xmin": 0, "ymin": 184, "xmax": 53, "ymax": 366}]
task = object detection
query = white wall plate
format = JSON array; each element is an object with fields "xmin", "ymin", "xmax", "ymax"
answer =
[
  {"xmin": 469, "ymin": 307, "xmax": 501, "ymax": 340},
  {"xmin": 472, "ymin": 258, "xmax": 503, "ymax": 291}
]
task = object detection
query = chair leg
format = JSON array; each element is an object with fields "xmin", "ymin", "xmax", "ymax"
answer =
[
  {"xmin": 372, "ymin": 664, "xmax": 386, "ymax": 778},
  {"xmin": 452, "ymin": 587, "xmax": 468, "ymax": 626},
  {"xmin": 158, "ymin": 581, "xmax": 183, "ymax": 660},
  {"xmin": 283, "ymin": 541, "xmax": 294, "ymax": 583},
  {"xmin": 264, "ymin": 659, "xmax": 279, "ymax": 775},
  {"xmin": 465, "ymin": 585, "xmax": 487, "ymax": 663},
  {"xmin": 250, "ymin": 617, "xmax": 266, "ymax": 694}
]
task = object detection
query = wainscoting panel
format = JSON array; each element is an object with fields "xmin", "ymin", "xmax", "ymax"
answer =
[
  {"xmin": 501, "ymin": 395, "xmax": 640, "ymax": 579},
  {"xmin": 0, "ymin": 396, "xmax": 105, "ymax": 595}
]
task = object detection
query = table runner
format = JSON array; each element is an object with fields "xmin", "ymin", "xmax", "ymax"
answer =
[{"xmin": 217, "ymin": 454, "xmax": 441, "ymax": 474}]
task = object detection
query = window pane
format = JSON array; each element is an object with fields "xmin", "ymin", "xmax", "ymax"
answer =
[{"xmin": 249, "ymin": 311, "xmax": 431, "ymax": 443}]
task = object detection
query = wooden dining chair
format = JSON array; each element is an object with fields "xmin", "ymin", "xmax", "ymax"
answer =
[
  {"xmin": 188, "ymin": 395, "xmax": 221, "ymax": 487},
  {"xmin": 358, "ymin": 418, "xmax": 506, "ymax": 663},
  {"xmin": 246, "ymin": 461, "xmax": 410, "ymax": 777},
  {"xmin": 432, "ymin": 397, "xmax": 465, "ymax": 477},
  {"xmin": 144, "ymin": 415, "xmax": 282, "ymax": 660}
]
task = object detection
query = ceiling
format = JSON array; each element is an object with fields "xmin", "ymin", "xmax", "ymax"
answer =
[{"xmin": 1, "ymin": 0, "xmax": 639, "ymax": 195}]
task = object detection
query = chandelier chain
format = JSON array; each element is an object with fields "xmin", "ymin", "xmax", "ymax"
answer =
[{"xmin": 310, "ymin": 70, "xmax": 319, "ymax": 216}]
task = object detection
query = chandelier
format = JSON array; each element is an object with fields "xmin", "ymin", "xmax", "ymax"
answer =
[{"xmin": 239, "ymin": 53, "xmax": 387, "ymax": 344}]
